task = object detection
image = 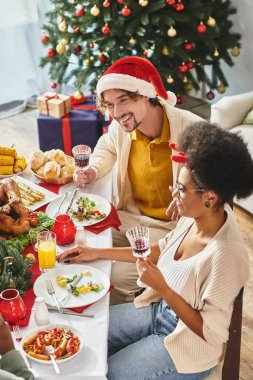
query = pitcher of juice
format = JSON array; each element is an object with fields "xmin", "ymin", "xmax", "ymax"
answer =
[{"xmin": 37, "ymin": 231, "xmax": 57, "ymax": 272}]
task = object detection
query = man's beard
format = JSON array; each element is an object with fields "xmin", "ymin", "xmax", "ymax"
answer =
[{"xmin": 116, "ymin": 113, "xmax": 142, "ymax": 133}]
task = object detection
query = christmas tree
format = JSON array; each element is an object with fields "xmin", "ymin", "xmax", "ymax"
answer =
[{"xmin": 40, "ymin": 0, "xmax": 241, "ymax": 103}]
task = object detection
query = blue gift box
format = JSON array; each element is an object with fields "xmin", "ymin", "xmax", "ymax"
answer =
[{"xmin": 37, "ymin": 96, "xmax": 102, "ymax": 154}]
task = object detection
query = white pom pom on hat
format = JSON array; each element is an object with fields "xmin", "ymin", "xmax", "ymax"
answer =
[{"xmin": 96, "ymin": 56, "xmax": 177, "ymax": 106}]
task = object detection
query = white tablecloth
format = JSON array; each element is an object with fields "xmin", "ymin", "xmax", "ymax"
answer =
[{"xmin": 17, "ymin": 170, "xmax": 113, "ymax": 379}]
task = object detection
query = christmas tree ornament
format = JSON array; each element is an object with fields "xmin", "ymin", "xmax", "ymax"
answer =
[
  {"xmin": 143, "ymin": 50, "xmax": 148, "ymax": 56},
  {"xmin": 74, "ymin": 45, "xmax": 82, "ymax": 53},
  {"xmin": 90, "ymin": 56, "xmax": 94, "ymax": 61},
  {"xmin": 129, "ymin": 37, "xmax": 136, "ymax": 46},
  {"xmin": 167, "ymin": 26, "xmax": 177, "ymax": 37},
  {"xmin": 51, "ymin": 82, "xmax": 57, "ymax": 89},
  {"xmin": 84, "ymin": 58, "xmax": 90, "ymax": 66},
  {"xmin": 151, "ymin": 44, "xmax": 156, "ymax": 50},
  {"xmin": 184, "ymin": 82, "xmax": 193, "ymax": 91},
  {"xmin": 139, "ymin": 0, "xmax": 149, "ymax": 7},
  {"xmin": 174, "ymin": 2, "xmax": 185, "ymax": 12},
  {"xmin": 184, "ymin": 41, "xmax": 193, "ymax": 51},
  {"xmin": 117, "ymin": 0, "xmax": 124, "ymax": 4},
  {"xmin": 73, "ymin": 26, "xmax": 80, "ymax": 34},
  {"xmin": 166, "ymin": 0, "xmax": 176, "ymax": 5},
  {"xmin": 207, "ymin": 16, "xmax": 216, "ymax": 27},
  {"xmin": 89, "ymin": 43, "xmax": 94, "ymax": 49},
  {"xmin": 91, "ymin": 5, "xmax": 100, "ymax": 16},
  {"xmin": 103, "ymin": 0, "xmax": 111, "ymax": 8},
  {"xmin": 121, "ymin": 6, "xmax": 131, "ymax": 17},
  {"xmin": 177, "ymin": 96, "xmax": 183, "ymax": 104},
  {"xmin": 75, "ymin": 8, "xmax": 85, "ymax": 17},
  {"xmin": 182, "ymin": 76, "xmax": 188, "ymax": 83},
  {"xmin": 187, "ymin": 60, "xmax": 196, "ymax": 69},
  {"xmin": 58, "ymin": 20, "xmax": 68, "ymax": 32},
  {"xmin": 213, "ymin": 48, "xmax": 219, "ymax": 57},
  {"xmin": 47, "ymin": 48, "xmax": 56, "ymax": 57},
  {"xmin": 231, "ymin": 46, "xmax": 240, "ymax": 57},
  {"xmin": 217, "ymin": 83, "xmax": 226, "ymax": 94},
  {"xmin": 41, "ymin": 35, "xmax": 49, "ymax": 44},
  {"xmin": 179, "ymin": 63, "xmax": 188, "ymax": 73},
  {"xmin": 102, "ymin": 23, "xmax": 110, "ymax": 35},
  {"xmin": 167, "ymin": 75, "xmax": 174, "ymax": 84},
  {"xmin": 61, "ymin": 38, "xmax": 70, "ymax": 45},
  {"xmin": 99, "ymin": 53, "xmax": 108, "ymax": 63},
  {"xmin": 162, "ymin": 46, "xmax": 169, "ymax": 56},
  {"xmin": 206, "ymin": 90, "xmax": 215, "ymax": 100},
  {"xmin": 197, "ymin": 22, "xmax": 207, "ymax": 34},
  {"xmin": 56, "ymin": 43, "xmax": 66, "ymax": 54},
  {"xmin": 74, "ymin": 90, "xmax": 84, "ymax": 100}
]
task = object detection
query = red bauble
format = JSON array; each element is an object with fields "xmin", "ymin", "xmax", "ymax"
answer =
[
  {"xmin": 75, "ymin": 8, "xmax": 85, "ymax": 17},
  {"xmin": 47, "ymin": 48, "xmax": 55, "ymax": 57},
  {"xmin": 206, "ymin": 91, "xmax": 215, "ymax": 100},
  {"xmin": 174, "ymin": 3, "xmax": 185, "ymax": 12},
  {"xmin": 143, "ymin": 50, "xmax": 148, "ymax": 56},
  {"xmin": 73, "ymin": 26, "xmax": 80, "ymax": 34},
  {"xmin": 197, "ymin": 22, "xmax": 207, "ymax": 33},
  {"xmin": 102, "ymin": 24, "xmax": 110, "ymax": 35},
  {"xmin": 103, "ymin": 0, "xmax": 111, "ymax": 7},
  {"xmin": 184, "ymin": 42, "xmax": 193, "ymax": 51},
  {"xmin": 178, "ymin": 63, "xmax": 188, "ymax": 73},
  {"xmin": 166, "ymin": 0, "xmax": 176, "ymax": 5},
  {"xmin": 99, "ymin": 53, "xmax": 108, "ymax": 63},
  {"xmin": 187, "ymin": 60, "xmax": 195, "ymax": 69},
  {"xmin": 74, "ymin": 44, "xmax": 82, "ymax": 53},
  {"xmin": 51, "ymin": 82, "xmax": 57, "ymax": 89},
  {"xmin": 117, "ymin": 0, "xmax": 124, "ymax": 4},
  {"xmin": 177, "ymin": 96, "xmax": 183, "ymax": 104},
  {"xmin": 89, "ymin": 43, "xmax": 94, "ymax": 49},
  {"xmin": 121, "ymin": 6, "xmax": 131, "ymax": 17},
  {"xmin": 41, "ymin": 35, "xmax": 49, "ymax": 44}
]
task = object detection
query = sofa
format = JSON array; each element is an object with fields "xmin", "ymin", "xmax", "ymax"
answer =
[{"xmin": 210, "ymin": 91, "xmax": 253, "ymax": 215}]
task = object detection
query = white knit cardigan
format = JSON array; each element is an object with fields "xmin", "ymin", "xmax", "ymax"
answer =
[{"xmin": 134, "ymin": 205, "xmax": 250, "ymax": 373}]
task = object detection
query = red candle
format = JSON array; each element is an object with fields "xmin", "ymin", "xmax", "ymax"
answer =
[
  {"xmin": 52, "ymin": 214, "xmax": 76, "ymax": 246},
  {"xmin": 0, "ymin": 289, "xmax": 26, "ymax": 324}
]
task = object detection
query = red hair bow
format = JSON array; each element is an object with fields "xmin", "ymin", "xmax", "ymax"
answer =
[{"xmin": 169, "ymin": 142, "xmax": 188, "ymax": 164}]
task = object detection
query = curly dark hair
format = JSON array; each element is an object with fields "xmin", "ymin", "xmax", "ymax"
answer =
[{"xmin": 178, "ymin": 121, "xmax": 253, "ymax": 204}]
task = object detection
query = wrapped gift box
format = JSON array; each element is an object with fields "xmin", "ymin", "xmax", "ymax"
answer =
[
  {"xmin": 37, "ymin": 96, "xmax": 102, "ymax": 155},
  {"xmin": 37, "ymin": 92, "xmax": 71, "ymax": 118}
]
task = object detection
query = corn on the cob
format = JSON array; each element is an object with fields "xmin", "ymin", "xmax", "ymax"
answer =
[
  {"xmin": 14, "ymin": 155, "xmax": 26, "ymax": 173},
  {"xmin": 0, "ymin": 155, "xmax": 15, "ymax": 165},
  {"xmin": 0, "ymin": 165, "xmax": 14, "ymax": 175},
  {"xmin": 0, "ymin": 147, "xmax": 17, "ymax": 157}
]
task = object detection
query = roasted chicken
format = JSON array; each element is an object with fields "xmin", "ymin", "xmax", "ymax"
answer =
[{"xmin": 0, "ymin": 178, "xmax": 30, "ymax": 235}]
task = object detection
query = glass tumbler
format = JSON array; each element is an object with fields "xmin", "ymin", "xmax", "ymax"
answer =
[
  {"xmin": 0, "ymin": 289, "xmax": 26, "ymax": 324},
  {"xmin": 52, "ymin": 214, "xmax": 76, "ymax": 246}
]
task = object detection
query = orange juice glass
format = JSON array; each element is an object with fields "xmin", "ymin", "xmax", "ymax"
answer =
[{"xmin": 37, "ymin": 231, "xmax": 56, "ymax": 271}]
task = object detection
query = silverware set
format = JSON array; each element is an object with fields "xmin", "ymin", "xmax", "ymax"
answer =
[{"xmin": 13, "ymin": 325, "xmax": 33, "ymax": 371}]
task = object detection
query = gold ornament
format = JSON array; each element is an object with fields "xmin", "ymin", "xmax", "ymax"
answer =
[
  {"xmin": 139, "ymin": 0, "xmax": 149, "ymax": 6},
  {"xmin": 184, "ymin": 82, "xmax": 193, "ymax": 91},
  {"xmin": 207, "ymin": 16, "xmax": 216, "ymax": 27},
  {"xmin": 167, "ymin": 75, "xmax": 174, "ymax": 84},
  {"xmin": 167, "ymin": 26, "xmax": 177, "ymax": 38},
  {"xmin": 61, "ymin": 38, "xmax": 69, "ymax": 45},
  {"xmin": 231, "ymin": 46, "xmax": 240, "ymax": 57},
  {"xmin": 56, "ymin": 43, "xmax": 66, "ymax": 54},
  {"xmin": 91, "ymin": 5, "xmax": 100, "ymax": 16},
  {"xmin": 182, "ymin": 76, "xmax": 188, "ymax": 83},
  {"xmin": 162, "ymin": 45, "xmax": 169, "ymax": 56},
  {"xmin": 74, "ymin": 90, "xmax": 84, "ymax": 100},
  {"xmin": 217, "ymin": 83, "xmax": 226, "ymax": 94},
  {"xmin": 90, "ymin": 55, "xmax": 94, "ymax": 61},
  {"xmin": 84, "ymin": 59, "xmax": 90, "ymax": 66},
  {"xmin": 214, "ymin": 48, "xmax": 219, "ymax": 57},
  {"xmin": 151, "ymin": 44, "xmax": 156, "ymax": 50},
  {"xmin": 129, "ymin": 37, "xmax": 136, "ymax": 46},
  {"xmin": 58, "ymin": 20, "xmax": 68, "ymax": 32}
]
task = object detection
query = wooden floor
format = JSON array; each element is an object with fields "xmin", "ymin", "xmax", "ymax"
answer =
[{"xmin": 0, "ymin": 98, "xmax": 252, "ymax": 379}]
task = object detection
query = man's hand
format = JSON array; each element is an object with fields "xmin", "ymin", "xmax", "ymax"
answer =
[
  {"xmin": 166, "ymin": 186, "xmax": 180, "ymax": 221},
  {"xmin": 0, "ymin": 313, "xmax": 15, "ymax": 356},
  {"xmin": 57, "ymin": 245, "xmax": 98, "ymax": 264},
  {"xmin": 73, "ymin": 168, "xmax": 96, "ymax": 187}
]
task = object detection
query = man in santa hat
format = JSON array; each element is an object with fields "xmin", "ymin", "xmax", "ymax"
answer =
[{"xmin": 74, "ymin": 56, "xmax": 203, "ymax": 304}]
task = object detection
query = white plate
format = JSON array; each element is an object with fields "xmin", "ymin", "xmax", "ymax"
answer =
[
  {"xmin": 46, "ymin": 191, "xmax": 111, "ymax": 227},
  {"xmin": 13, "ymin": 176, "xmax": 61, "ymax": 211},
  {"xmin": 0, "ymin": 157, "xmax": 29, "ymax": 179},
  {"xmin": 21, "ymin": 324, "xmax": 84, "ymax": 364},
  {"xmin": 33, "ymin": 264, "xmax": 110, "ymax": 308}
]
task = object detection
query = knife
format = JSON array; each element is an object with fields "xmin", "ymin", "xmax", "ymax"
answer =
[
  {"xmin": 58, "ymin": 272, "xmax": 84, "ymax": 305},
  {"xmin": 48, "ymin": 307, "xmax": 94, "ymax": 318},
  {"xmin": 66, "ymin": 188, "xmax": 78, "ymax": 214}
]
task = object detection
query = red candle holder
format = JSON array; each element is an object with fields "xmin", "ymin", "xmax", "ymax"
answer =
[
  {"xmin": 52, "ymin": 214, "xmax": 76, "ymax": 246},
  {"xmin": 0, "ymin": 289, "xmax": 26, "ymax": 324}
]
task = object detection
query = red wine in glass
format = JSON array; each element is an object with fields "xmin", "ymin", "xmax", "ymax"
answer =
[
  {"xmin": 132, "ymin": 238, "xmax": 151, "ymax": 258},
  {"xmin": 75, "ymin": 154, "xmax": 90, "ymax": 171}
]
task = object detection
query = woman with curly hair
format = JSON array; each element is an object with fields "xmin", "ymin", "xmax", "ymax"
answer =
[{"xmin": 58, "ymin": 122, "xmax": 253, "ymax": 380}]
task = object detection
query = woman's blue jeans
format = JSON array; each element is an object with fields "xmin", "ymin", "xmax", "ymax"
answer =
[{"xmin": 107, "ymin": 301, "xmax": 213, "ymax": 380}]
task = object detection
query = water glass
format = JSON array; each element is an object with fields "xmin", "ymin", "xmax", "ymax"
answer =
[
  {"xmin": 52, "ymin": 214, "xmax": 76, "ymax": 246},
  {"xmin": 37, "ymin": 231, "xmax": 56, "ymax": 272},
  {"xmin": 0, "ymin": 289, "xmax": 26, "ymax": 325}
]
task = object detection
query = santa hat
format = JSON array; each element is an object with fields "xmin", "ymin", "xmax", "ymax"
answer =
[{"xmin": 96, "ymin": 56, "xmax": 176, "ymax": 105}]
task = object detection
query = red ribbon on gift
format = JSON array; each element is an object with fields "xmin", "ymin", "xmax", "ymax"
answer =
[{"xmin": 44, "ymin": 93, "xmax": 67, "ymax": 117}]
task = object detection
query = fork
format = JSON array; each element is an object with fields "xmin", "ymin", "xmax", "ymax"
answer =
[
  {"xmin": 46, "ymin": 280, "xmax": 63, "ymax": 313},
  {"xmin": 54, "ymin": 192, "xmax": 67, "ymax": 217},
  {"xmin": 58, "ymin": 272, "xmax": 84, "ymax": 305},
  {"xmin": 13, "ymin": 325, "xmax": 33, "ymax": 371},
  {"xmin": 44, "ymin": 345, "xmax": 61, "ymax": 374}
]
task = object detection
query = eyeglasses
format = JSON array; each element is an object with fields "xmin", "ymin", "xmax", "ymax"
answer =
[{"xmin": 175, "ymin": 179, "xmax": 205, "ymax": 199}]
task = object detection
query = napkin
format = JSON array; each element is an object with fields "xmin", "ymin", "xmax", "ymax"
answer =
[
  {"xmin": 84, "ymin": 203, "xmax": 121, "ymax": 234},
  {"xmin": 69, "ymin": 284, "xmax": 114, "ymax": 313}
]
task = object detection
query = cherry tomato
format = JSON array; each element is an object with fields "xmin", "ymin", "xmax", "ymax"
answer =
[{"xmin": 30, "ymin": 218, "xmax": 39, "ymax": 227}]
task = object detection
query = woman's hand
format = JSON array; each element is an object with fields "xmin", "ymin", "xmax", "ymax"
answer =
[
  {"xmin": 57, "ymin": 245, "xmax": 98, "ymax": 264},
  {"xmin": 136, "ymin": 258, "xmax": 168, "ymax": 295},
  {"xmin": 73, "ymin": 168, "xmax": 96, "ymax": 186}
]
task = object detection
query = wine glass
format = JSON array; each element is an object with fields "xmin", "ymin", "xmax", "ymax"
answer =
[
  {"xmin": 126, "ymin": 226, "xmax": 151, "ymax": 288},
  {"xmin": 0, "ymin": 289, "xmax": 26, "ymax": 325},
  {"xmin": 72, "ymin": 145, "xmax": 91, "ymax": 188}
]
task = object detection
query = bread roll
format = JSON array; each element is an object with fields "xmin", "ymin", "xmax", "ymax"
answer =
[
  {"xmin": 60, "ymin": 164, "xmax": 75, "ymax": 177},
  {"xmin": 30, "ymin": 150, "xmax": 44, "ymax": 170},
  {"xmin": 37, "ymin": 165, "xmax": 45, "ymax": 177},
  {"xmin": 44, "ymin": 150, "xmax": 52, "ymax": 163},
  {"xmin": 66, "ymin": 156, "xmax": 75, "ymax": 166},
  {"xmin": 50, "ymin": 149, "xmax": 67, "ymax": 166},
  {"xmin": 44, "ymin": 161, "xmax": 60, "ymax": 179}
]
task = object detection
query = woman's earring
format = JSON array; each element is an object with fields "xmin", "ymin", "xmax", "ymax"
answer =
[{"xmin": 205, "ymin": 200, "xmax": 210, "ymax": 208}]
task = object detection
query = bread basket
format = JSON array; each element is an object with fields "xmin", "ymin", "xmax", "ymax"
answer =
[{"xmin": 32, "ymin": 170, "xmax": 73, "ymax": 185}]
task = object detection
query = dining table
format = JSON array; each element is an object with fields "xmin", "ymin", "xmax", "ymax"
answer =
[{"xmin": 14, "ymin": 168, "xmax": 114, "ymax": 380}]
